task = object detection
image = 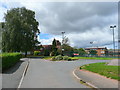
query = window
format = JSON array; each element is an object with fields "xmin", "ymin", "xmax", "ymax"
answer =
[{"xmin": 101, "ymin": 51, "xmax": 104, "ymax": 53}]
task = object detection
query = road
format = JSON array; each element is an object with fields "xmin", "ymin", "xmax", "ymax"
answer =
[
  {"xmin": 20, "ymin": 59, "xmax": 110, "ymax": 88},
  {"xmin": 2, "ymin": 58, "xmax": 28, "ymax": 88}
]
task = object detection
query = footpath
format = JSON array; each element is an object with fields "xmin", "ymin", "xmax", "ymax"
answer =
[
  {"xmin": 74, "ymin": 68, "xmax": 119, "ymax": 89},
  {"xmin": 2, "ymin": 58, "xmax": 29, "ymax": 88}
]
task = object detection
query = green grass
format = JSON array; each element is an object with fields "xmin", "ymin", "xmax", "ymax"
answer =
[
  {"xmin": 80, "ymin": 62, "xmax": 120, "ymax": 80},
  {"xmin": 26, "ymin": 55, "xmax": 115, "ymax": 60},
  {"xmin": 70, "ymin": 57, "xmax": 114, "ymax": 60},
  {"xmin": 42, "ymin": 56, "xmax": 53, "ymax": 60}
]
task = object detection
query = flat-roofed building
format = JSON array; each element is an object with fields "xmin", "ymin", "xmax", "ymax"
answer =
[{"xmin": 84, "ymin": 47, "xmax": 108, "ymax": 56}]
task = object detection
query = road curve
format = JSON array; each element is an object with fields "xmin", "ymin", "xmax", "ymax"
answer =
[{"xmin": 20, "ymin": 59, "xmax": 110, "ymax": 88}]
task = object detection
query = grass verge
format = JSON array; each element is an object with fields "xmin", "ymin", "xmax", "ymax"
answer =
[
  {"xmin": 80, "ymin": 62, "xmax": 120, "ymax": 80},
  {"xmin": 70, "ymin": 57, "xmax": 113, "ymax": 60}
]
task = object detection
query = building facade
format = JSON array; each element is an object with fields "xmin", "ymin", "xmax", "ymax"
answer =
[
  {"xmin": 108, "ymin": 49, "xmax": 120, "ymax": 57},
  {"xmin": 84, "ymin": 47, "xmax": 108, "ymax": 56}
]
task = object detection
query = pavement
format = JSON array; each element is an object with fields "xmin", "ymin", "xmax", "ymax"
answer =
[
  {"xmin": 74, "ymin": 62, "xmax": 119, "ymax": 88},
  {"xmin": 2, "ymin": 58, "xmax": 29, "ymax": 88},
  {"xmin": 20, "ymin": 59, "xmax": 109, "ymax": 88},
  {"xmin": 108, "ymin": 59, "xmax": 119, "ymax": 66}
]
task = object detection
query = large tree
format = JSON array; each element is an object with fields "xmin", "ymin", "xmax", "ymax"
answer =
[
  {"xmin": 2, "ymin": 7, "xmax": 40, "ymax": 56},
  {"xmin": 0, "ymin": 22, "xmax": 4, "ymax": 52},
  {"xmin": 51, "ymin": 38, "xmax": 58, "ymax": 56},
  {"xmin": 78, "ymin": 48, "xmax": 86, "ymax": 56}
]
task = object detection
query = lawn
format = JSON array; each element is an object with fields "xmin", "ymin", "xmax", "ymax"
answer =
[
  {"xmin": 42, "ymin": 56, "xmax": 53, "ymax": 60},
  {"xmin": 70, "ymin": 57, "xmax": 113, "ymax": 60},
  {"xmin": 80, "ymin": 62, "xmax": 120, "ymax": 80},
  {"xmin": 43, "ymin": 56, "xmax": 114, "ymax": 60}
]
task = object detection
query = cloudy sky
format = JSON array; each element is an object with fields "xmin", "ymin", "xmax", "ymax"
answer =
[{"xmin": 0, "ymin": 0, "xmax": 118, "ymax": 49}]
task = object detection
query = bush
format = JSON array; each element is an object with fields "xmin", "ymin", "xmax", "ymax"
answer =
[
  {"xmin": 51, "ymin": 56, "xmax": 56, "ymax": 61},
  {"xmin": 63, "ymin": 56, "xmax": 69, "ymax": 60},
  {"xmin": 1, "ymin": 53, "xmax": 22, "ymax": 71},
  {"xmin": 55, "ymin": 55, "xmax": 63, "ymax": 60},
  {"xmin": 51, "ymin": 55, "xmax": 71, "ymax": 61},
  {"xmin": 50, "ymin": 51, "xmax": 54, "ymax": 56},
  {"xmin": 34, "ymin": 51, "xmax": 40, "ymax": 56}
]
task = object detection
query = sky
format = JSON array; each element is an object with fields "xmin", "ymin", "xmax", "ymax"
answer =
[{"xmin": 0, "ymin": 0, "xmax": 119, "ymax": 49}]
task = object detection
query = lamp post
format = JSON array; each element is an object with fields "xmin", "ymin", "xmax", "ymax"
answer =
[
  {"xmin": 110, "ymin": 25, "xmax": 116, "ymax": 57},
  {"xmin": 90, "ymin": 41, "xmax": 93, "ymax": 48},
  {"xmin": 61, "ymin": 31, "xmax": 65, "ymax": 56}
]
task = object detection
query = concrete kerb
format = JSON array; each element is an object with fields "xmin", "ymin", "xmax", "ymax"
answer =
[
  {"xmin": 17, "ymin": 58, "xmax": 30, "ymax": 89},
  {"xmin": 73, "ymin": 67, "xmax": 98, "ymax": 89}
]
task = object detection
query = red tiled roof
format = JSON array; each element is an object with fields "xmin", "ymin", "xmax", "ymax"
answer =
[{"xmin": 42, "ymin": 45, "xmax": 52, "ymax": 48}]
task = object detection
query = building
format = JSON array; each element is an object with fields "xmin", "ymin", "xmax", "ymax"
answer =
[
  {"xmin": 84, "ymin": 47, "xmax": 108, "ymax": 56},
  {"xmin": 108, "ymin": 49, "xmax": 120, "ymax": 57}
]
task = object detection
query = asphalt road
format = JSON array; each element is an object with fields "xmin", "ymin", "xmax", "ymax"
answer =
[
  {"xmin": 2, "ymin": 58, "xmax": 29, "ymax": 88},
  {"xmin": 20, "ymin": 59, "xmax": 110, "ymax": 88}
]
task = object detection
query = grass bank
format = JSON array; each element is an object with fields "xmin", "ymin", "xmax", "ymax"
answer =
[{"xmin": 80, "ymin": 62, "xmax": 120, "ymax": 80}]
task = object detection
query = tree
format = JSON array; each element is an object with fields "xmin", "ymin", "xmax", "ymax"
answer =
[
  {"xmin": 2, "ymin": 7, "xmax": 40, "ymax": 56},
  {"xmin": 51, "ymin": 39, "xmax": 58, "ymax": 56},
  {"xmin": 0, "ymin": 22, "xmax": 4, "ymax": 52},
  {"xmin": 63, "ymin": 37, "xmax": 69, "ymax": 45},
  {"xmin": 78, "ymin": 48, "xmax": 86, "ymax": 56},
  {"xmin": 89, "ymin": 50, "xmax": 97, "ymax": 56},
  {"xmin": 62, "ymin": 44, "xmax": 74, "ymax": 56}
]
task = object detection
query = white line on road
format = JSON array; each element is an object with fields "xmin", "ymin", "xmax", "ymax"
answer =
[{"xmin": 17, "ymin": 58, "xmax": 30, "ymax": 89}]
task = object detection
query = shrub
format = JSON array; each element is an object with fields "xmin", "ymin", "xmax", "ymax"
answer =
[
  {"xmin": 50, "ymin": 51, "xmax": 54, "ymax": 56},
  {"xmin": 34, "ymin": 51, "xmax": 40, "ymax": 56},
  {"xmin": 51, "ymin": 56, "xmax": 56, "ymax": 61},
  {"xmin": 1, "ymin": 53, "xmax": 22, "ymax": 71},
  {"xmin": 55, "ymin": 55, "xmax": 63, "ymax": 60},
  {"xmin": 63, "ymin": 56, "xmax": 69, "ymax": 60}
]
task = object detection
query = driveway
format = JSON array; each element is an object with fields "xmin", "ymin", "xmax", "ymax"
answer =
[{"xmin": 20, "ymin": 59, "xmax": 110, "ymax": 88}]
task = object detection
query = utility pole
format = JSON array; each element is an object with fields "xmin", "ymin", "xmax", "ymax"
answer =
[{"xmin": 110, "ymin": 25, "xmax": 116, "ymax": 57}]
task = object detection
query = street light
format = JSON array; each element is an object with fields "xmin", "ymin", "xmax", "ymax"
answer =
[
  {"xmin": 61, "ymin": 31, "xmax": 65, "ymax": 56},
  {"xmin": 61, "ymin": 31, "xmax": 65, "ymax": 45},
  {"xmin": 90, "ymin": 41, "xmax": 93, "ymax": 48},
  {"xmin": 110, "ymin": 25, "xmax": 116, "ymax": 57}
]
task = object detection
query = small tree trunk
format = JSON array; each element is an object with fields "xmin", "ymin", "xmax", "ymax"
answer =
[{"xmin": 25, "ymin": 51, "xmax": 27, "ymax": 57}]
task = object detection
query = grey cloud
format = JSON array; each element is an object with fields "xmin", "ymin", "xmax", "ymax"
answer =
[
  {"xmin": 1, "ymin": 2, "xmax": 118, "ymax": 48},
  {"xmin": 36, "ymin": 2, "xmax": 117, "ymax": 35}
]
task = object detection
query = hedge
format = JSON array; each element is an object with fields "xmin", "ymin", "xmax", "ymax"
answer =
[{"xmin": 0, "ymin": 53, "xmax": 22, "ymax": 71}]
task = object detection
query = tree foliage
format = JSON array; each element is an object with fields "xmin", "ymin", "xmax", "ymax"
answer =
[
  {"xmin": 51, "ymin": 39, "xmax": 58, "ymax": 56},
  {"xmin": 63, "ymin": 37, "xmax": 69, "ymax": 45},
  {"xmin": 78, "ymin": 48, "xmax": 86, "ymax": 56},
  {"xmin": 2, "ymin": 7, "xmax": 40, "ymax": 56}
]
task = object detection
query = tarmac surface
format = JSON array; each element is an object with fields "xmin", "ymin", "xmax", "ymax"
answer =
[
  {"xmin": 20, "ymin": 59, "xmax": 110, "ymax": 88},
  {"xmin": 2, "ymin": 58, "xmax": 29, "ymax": 88}
]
